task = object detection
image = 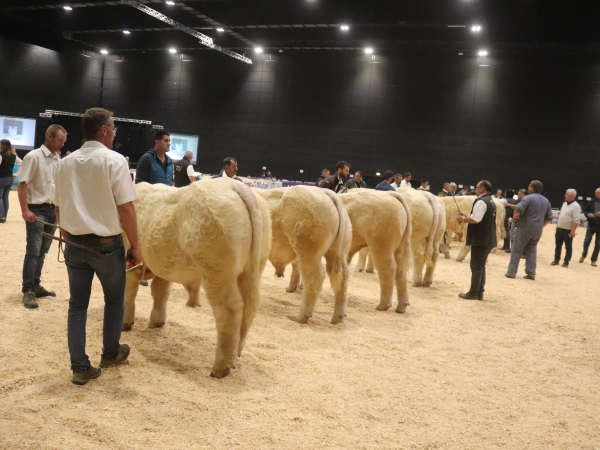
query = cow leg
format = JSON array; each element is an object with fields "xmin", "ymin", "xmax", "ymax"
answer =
[
  {"xmin": 439, "ymin": 241, "xmax": 451, "ymax": 259},
  {"xmin": 294, "ymin": 256, "xmax": 326, "ymax": 324},
  {"xmin": 370, "ymin": 249, "xmax": 396, "ymax": 311},
  {"xmin": 286, "ymin": 261, "xmax": 301, "ymax": 293},
  {"xmin": 412, "ymin": 241, "xmax": 426, "ymax": 287},
  {"xmin": 237, "ymin": 268, "xmax": 261, "ymax": 356},
  {"xmin": 185, "ymin": 279, "xmax": 202, "ymax": 308},
  {"xmin": 423, "ymin": 245, "xmax": 439, "ymax": 287},
  {"xmin": 122, "ymin": 268, "xmax": 141, "ymax": 331},
  {"xmin": 394, "ymin": 248, "xmax": 410, "ymax": 313},
  {"xmin": 324, "ymin": 250, "xmax": 349, "ymax": 324},
  {"xmin": 356, "ymin": 247, "xmax": 369, "ymax": 272},
  {"xmin": 149, "ymin": 277, "xmax": 172, "ymax": 328},
  {"xmin": 365, "ymin": 253, "xmax": 375, "ymax": 273},
  {"xmin": 271, "ymin": 243, "xmax": 296, "ymax": 278},
  {"xmin": 205, "ymin": 281, "xmax": 243, "ymax": 378},
  {"xmin": 456, "ymin": 244, "xmax": 470, "ymax": 262}
]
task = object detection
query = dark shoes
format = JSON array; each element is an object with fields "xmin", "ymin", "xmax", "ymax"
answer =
[
  {"xmin": 504, "ymin": 249, "xmax": 511, "ymax": 253},
  {"xmin": 524, "ymin": 274, "xmax": 535, "ymax": 280},
  {"xmin": 593, "ymin": 262, "xmax": 598, "ymax": 267},
  {"xmin": 562, "ymin": 263, "xmax": 568, "ymax": 268},
  {"xmin": 72, "ymin": 366, "xmax": 101, "ymax": 385},
  {"xmin": 505, "ymin": 273, "xmax": 516, "ymax": 279},
  {"xmin": 579, "ymin": 256, "xmax": 585, "ymax": 263},
  {"xmin": 550, "ymin": 261, "xmax": 559, "ymax": 266},
  {"xmin": 99, "ymin": 344, "xmax": 130, "ymax": 368},
  {"xmin": 139, "ymin": 280, "xmax": 148, "ymax": 287},
  {"xmin": 458, "ymin": 292, "xmax": 482, "ymax": 301},
  {"xmin": 35, "ymin": 285, "xmax": 56, "ymax": 298},
  {"xmin": 23, "ymin": 290, "xmax": 38, "ymax": 309}
]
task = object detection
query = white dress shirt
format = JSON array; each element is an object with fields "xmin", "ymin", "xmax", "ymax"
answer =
[
  {"xmin": 187, "ymin": 164, "xmax": 195, "ymax": 177},
  {"xmin": 469, "ymin": 195, "xmax": 488, "ymax": 223},
  {"xmin": 400, "ymin": 179, "xmax": 412, "ymax": 188},
  {"xmin": 391, "ymin": 182, "xmax": 402, "ymax": 188},
  {"xmin": 18, "ymin": 145, "xmax": 61, "ymax": 205},
  {"xmin": 54, "ymin": 141, "xmax": 137, "ymax": 236}
]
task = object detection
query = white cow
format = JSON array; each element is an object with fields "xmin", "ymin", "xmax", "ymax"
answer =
[
  {"xmin": 123, "ymin": 178, "xmax": 271, "ymax": 378},
  {"xmin": 340, "ymin": 190, "xmax": 412, "ymax": 313},
  {"xmin": 257, "ymin": 186, "xmax": 352, "ymax": 324}
]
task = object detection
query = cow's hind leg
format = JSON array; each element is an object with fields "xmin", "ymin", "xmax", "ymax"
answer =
[
  {"xmin": 294, "ymin": 255, "xmax": 326, "ymax": 324},
  {"xmin": 149, "ymin": 277, "xmax": 172, "ymax": 328},
  {"xmin": 412, "ymin": 241, "xmax": 426, "ymax": 287},
  {"xmin": 122, "ymin": 268, "xmax": 141, "ymax": 331},
  {"xmin": 237, "ymin": 269, "xmax": 261, "ymax": 356},
  {"xmin": 205, "ymin": 280, "xmax": 243, "ymax": 378},
  {"xmin": 423, "ymin": 243, "xmax": 440, "ymax": 287},
  {"xmin": 356, "ymin": 247, "xmax": 369, "ymax": 272},
  {"xmin": 395, "ymin": 248, "xmax": 410, "ymax": 313},
  {"xmin": 286, "ymin": 261, "xmax": 301, "ymax": 293},
  {"xmin": 185, "ymin": 280, "xmax": 202, "ymax": 308},
  {"xmin": 456, "ymin": 244, "xmax": 470, "ymax": 262},
  {"xmin": 370, "ymin": 249, "xmax": 396, "ymax": 311},
  {"xmin": 325, "ymin": 250, "xmax": 349, "ymax": 324}
]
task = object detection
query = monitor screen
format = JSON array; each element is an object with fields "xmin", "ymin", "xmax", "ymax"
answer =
[
  {"xmin": 0, "ymin": 115, "xmax": 37, "ymax": 150},
  {"xmin": 169, "ymin": 133, "xmax": 199, "ymax": 164}
]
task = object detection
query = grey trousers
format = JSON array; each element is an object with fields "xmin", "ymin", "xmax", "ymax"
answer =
[{"xmin": 506, "ymin": 226, "xmax": 543, "ymax": 277}]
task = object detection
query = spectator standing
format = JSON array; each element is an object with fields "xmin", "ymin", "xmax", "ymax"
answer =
[
  {"xmin": 492, "ymin": 188, "xmax": 505, "ymax": 199},
  {"xmin": 449, "ymin": 182, "xmax": 458, "ymax": 195},
  {"xmin": 344, "ymin": 171, "xmax": 367, "ymax": 189},
  {"xmin": 391, "ymin": 174, "xmax": 403, "ymax": 189},
  {"xmin": 580, "ymin": 187, "xmax": 600, "ymax": 267},
  {"xmin": 552, "ymin": 189, "xmax": 581, "ymax": 268},
  {"xmin": 458, "ymin": 186, "xmax": 469, "ymax": 196},
  {"xmin": 317, "ymin": 169, "xmax": 330, "ymax": 185},
  {"xmin": 400, "ymin": 172, "xmax": 412, "ymax": 188},
  {"xmin": 505, "ymin": 180, "xmax": 552, "ymax": 280},
  {"xmin": 212, "ymin": 157, "xmax": 243, "ymax": 181},
  {"xmin": 17, "ymin": 124, "xmax": 66, "ymax": 308},
  {"xmin": 417, "ymin": 179, "xmax": 429, "ymax": 191},
  {"xmin": 0, "ymin": 139, "xmax": 22, "ymax": 223},
  {"xmin": 318, "ymin": 161, "xmax": 350, "ymax": 193},
  {"xmin": 505, "ymin": 189, "xmax": 527, "ymax": 252},
  {"xmin": 457, "ymin": 180, "xmax": 497, "ymax": 300},
  {"xmin": 173, "ymin": 150, "xmax": 195, "ymax": 188},
  {"xmin": 439, "ymin": 182, "xmax": 451, "ymax": 196},
  {"xmin": 501, "ymin": 189, "xmax": 517, "ymax": 251},
  {"xmin": 54, "ymin": 107, "xmax": 139, "ymax": 385},
  {"xmin": 135, "ymin": 131, "xmax": 173, "ymax": 185},
  {"xmin": 376, "ymin": 170, "xmax": 396, "ymax": 191}
]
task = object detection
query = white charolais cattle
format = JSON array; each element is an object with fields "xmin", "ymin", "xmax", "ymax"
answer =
[
  {"xmin": 438, "ymin": 195, "xmax": 506, "ymax": 261},
  {"xmin": 122, "ymin": 177, "xmax": 271, "ymax": 378},
  {"xmin": 257, "ymin": 186, "xmax": 352, "ymax": 324},
  {"xmin": 340, "ymin": 190, "xmax": 412, "ymax": 313}
]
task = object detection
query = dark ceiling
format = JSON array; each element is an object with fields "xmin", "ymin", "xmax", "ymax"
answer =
[{"xmin": 1, "ymin": 0, "xmax": 600, "ymax": 60}]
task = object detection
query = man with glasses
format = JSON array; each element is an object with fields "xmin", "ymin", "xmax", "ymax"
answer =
[
  {"xmin": 54, "ymin": 108, "xmax": 140, "ymax": 385},
  {"xmin": 456, "ymin": 180, "xmax": 497, "ymax": 300}
]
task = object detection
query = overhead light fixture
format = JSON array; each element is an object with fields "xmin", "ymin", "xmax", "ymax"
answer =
[
  {"xmin": 63, "ymin": 5, "xmax": 72, "ymax": 10},
  {"xmin": 340, "ymin": 25, "xmax": 349, "ymax": 31},
  {"xmin": 169, "ymin": 48, "xmax": 177, "ymax": 54},
  {"xmin": 100, "ymin": 49, "xmax": 108, "ymax": 55},
  {"xmin": 216, "ymin": 27, "xmax": 224, "ymax": 32},
  {"xmin": 254, "ymin": 47, "xmax": 263, "ymax": 53},
  {"xmin": 375, "ymin": 172, "xmax": 381, "ymax": 176},
  {"xmin": 478, "ymin": 50, "xmax": 488, "ymax": 57},
  {"xmin": 165, "ymin": 1, "xmax": 175, "ymax": 5},
  {"xmin": 471, "ymin": 25, "xmax": 482, "ymax": 33},
  {"xmin": 279, "ymin": 49, "xmax": 283, "ymax": 53},
  {"xmin": 123, "ymin": 30, "xmax": 131, "ymax": 35},
  {"xmin": 364, "ymin": 47, "xmax": 373, "ymax": 54}
]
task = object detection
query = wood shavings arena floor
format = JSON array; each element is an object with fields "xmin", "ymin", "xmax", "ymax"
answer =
[{"xmin": 1, "ymin": 191, "xmax": 599, "ymax": 449}]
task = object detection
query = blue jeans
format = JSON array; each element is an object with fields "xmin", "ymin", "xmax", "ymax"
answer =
[
  {"xmin": 0, "ymin": 176, "xmax": 12, "ymax": 219},
  {"xmin": 582, "ymin": 224, "xmax": 600, "ymax": 262},
  {"xmin": 507, "ymin": 226, "xmax": 543, "ymax": 277},
  {"xmin": 65, "ymin": 233, "xmax": 126, "ymax": 371},
  {"xmin": 22, "ymin": 204, "xmax": 56, "ymax": 293}
]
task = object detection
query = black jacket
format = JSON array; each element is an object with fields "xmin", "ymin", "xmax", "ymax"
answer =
[
  {"xmin": 318, "ymin": 174, "xmax": 345, "ymax": 193},
  {"xmin": 584, "ymin": 198, "xmax": 600, "ymax": 225},
  {"xmin": 173, "ymin": 157, "xmax": 193, "ymax": 188},
  {"xmin": 466, "ymin": 194, "xmax": 497, "ymax": 247}
]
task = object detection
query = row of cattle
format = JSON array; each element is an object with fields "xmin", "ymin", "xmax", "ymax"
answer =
[{"xmin": 122, "ymin": 178, "xmax": 505, "ymax": 378}]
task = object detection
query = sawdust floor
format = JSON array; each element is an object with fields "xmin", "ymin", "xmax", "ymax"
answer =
[{"xmin": 1, "ymin": 191, "xmax": 599, "ymax": 449}]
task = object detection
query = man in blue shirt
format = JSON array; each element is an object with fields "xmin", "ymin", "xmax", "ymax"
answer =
[
  {"xmin": 505, "ymin": 180, "xmax": 553, "ymax": 280},
  {"xmin": 135, "ymin": 131, "xmax": 173, "ymax": 186},
  {"xmin": 376, "ymin": 171, "xmax": 396, "ymax": 191}
]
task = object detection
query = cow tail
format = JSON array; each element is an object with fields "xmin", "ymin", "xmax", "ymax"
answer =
[
  {"xmin": 322, "ymin": 189, "xmax": 351, "ymax": 283},
  {"xmin": 387, "ymin": 191, "xmax": 413, "ymax": 274},
  {"xmin": 424, "ymin": 191, "xmax": 440, "ymax": 266}
]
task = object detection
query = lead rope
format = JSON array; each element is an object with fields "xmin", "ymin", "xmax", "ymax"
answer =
[{"xmin": 35, "ymin": 219, "xmax": 65, "ymax": 264}]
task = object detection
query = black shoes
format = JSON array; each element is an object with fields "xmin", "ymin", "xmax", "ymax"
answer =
[
  {"xmin": 458, "ymin": 292, "xmax": 481, "ymax": 301},
  {"xmin": 524, "ymin": 274, "xmax": 535, "ymax": 280},
  {"xmin": 99, "ymin": 344, "xmax": 130, "ymax": 368},
  {"xmin": 72, "ymin": 366, "xmax": 101, "ymax": 385},
  {"xmin": 22, "ymin": 290, "xmax": 38, "ymax": 309},
  {"xmin": 550, "ymin": 261, "xmax": 559, "ymax": 266},
  {"xmin": 35, "ymin": 285, "xmax": 56, "ymax": 298},
  {"xmin": 562, "ymin": 263, "xmax": 568, "ymax": 268}
]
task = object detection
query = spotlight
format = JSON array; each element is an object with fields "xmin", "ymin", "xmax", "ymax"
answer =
[
  {"xmin": 254, "ymin": 47, "xmax": 263, "ymax": 53},
  {"xmin": 375, "ymin": 172, "xmax": 381, "ymax": 176},
  {"xmin": 123, "ymin": 30, "xmax": 131, "ymax": 35},
  {"xmin": 471, "ymin": 25, "xmax": 482, "ymax": 33},
  {"xmin": 340, "ymin": 24, "xmax": 349, "ymax": 31},
  {"xmin": 478, "ymin": 50, "xmax": 488, "ymax": 57},
  {"xmin": 169, "ymin": 48, "xmax": 177, "ymax": 54},
  {"xmin": 166, "ymin": 1, "xmax": 175, "ymax": 4},
  {"xmin": 100, "ymin": 49, "xmax": 108, "ymax": 55},
  {"xmin": 364, "ymin": 47, "xmax": 373, "ymax": 54},
  {"xmin": 63, "ymin": 5, "xmax": 72, "ymax": 10},
  {"xmin": 216, "ymin": 27, "xmax": 224, "ymax": 32}
]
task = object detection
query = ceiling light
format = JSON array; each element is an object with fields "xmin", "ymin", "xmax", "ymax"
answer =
[
  {"xmin": 216, "ymin": 27, "xmax": 224, "ymax": 32},
  {"xmin": 123, "ymin": 30, "xmax": 131, "ymax": 35},
  {"xmin": 63, "ymin": 5, "xmax": 72, "ymax": 10},
  {"xmin": 100, "ymin": 49, "xmax": 108, "ymax": 55},
  {"xmin": 165, "ymin": 1, "xmax": 175, "ymax": 5},
  {"xmin": 169, "ymin": 48, "xmax": 177, "ymax": 54},
  {"xmin": 254, "ymin": 47, "xmax": 263, "ymax": 53},
  {"xmin": 471, "ymin": 25, "xmax": 482, "ymax": 33},
  {"xmin": 478, "ymin": 50, "xmax": 488, "ymax": 57},
  {"xmin": 340, "ymin": 25, "xmax": 349, "ymax": 31},
  {"xmin": 375, "ymin": 172, "xmax": 381, "ymax": 176},
  {"xmin": 364, "ymin": 47, "xmax": 373, "ymax": 54},
  {"xmin": 279, "ymin": 49, "xmax": 283, "ymax": 53}
]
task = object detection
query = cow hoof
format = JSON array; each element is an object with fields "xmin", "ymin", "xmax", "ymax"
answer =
[
  {"xmin": 286, "ymin": 286, "xmax": 297, "ymax": 293},
  {"xmin": 456, "ymin": 258, "xmax": 464, "ymax": 262},
  {"xmin": 444, "ymin": 254, "xmax": 451, "ymax": 259},
  {"xmin": 275, "ymin": 272, "xmax": 284, "ymax": 278},
  {"xmin": 412, "ymin": 282, "xmax": 423, "ymax": 287},
  {"xmin": 294, "ymin": 314, "xmax": 310, "ymax": 324},
  {"xmin": 149, "ymin": 321, "xmax": 165, "ymax": 329},
  {"xmin": 330, "ymin": 314, "xmax": 345, "ymax": 324},
  {"xmin": 422, "ymin": 281, "xmax": 432, "ymax": 287},
  {"xmin": 355, "ymin": 268, "xmax": 364, "ymax": 273},
  {"xmin": 210, "ymin": 367, "xmax": 231, "ymax": 378},
  {"xmin": 186, "ymin": 300, "xmax": 200, "ymax": 308},
  {"xmin": 395, "ymin": 305, "xmax": 407, "ymax": 314},
  {"xmin": 375, "ymin": 303, "xmax": 391, "ymax": 311},
  {"xmin": 122, "ymin": 323, "xmax": 133, "ymax": 331},
  {"xmin": 365, "ymin": 269, "xmax": 374, "ymax": 274}
]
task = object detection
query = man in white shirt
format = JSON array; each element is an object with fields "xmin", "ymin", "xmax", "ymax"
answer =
[
  {"xmin": 417, "ymin": 179, "xmax": 429, "ymax": 191},
  {"xmin": 391, "ymin": 173, "xmax": 403, "ymax": 189},
  {"xmin": 551, "ymin": 189, "xmax": 581, "ymax": 268},
  {"xmin": 399, "ymin": 172, "xmax": 412, "ymax": 188},
  {"xmin": 54, "ymin": 107, "xmax": 140, "ymax": 385},
  {"xmin": 212, "ymin": 157, "xmax": 242, "ymax": 181},
  {"xmin": 17, "ymin": 124, "xmax": 66, "ymax": 308}
]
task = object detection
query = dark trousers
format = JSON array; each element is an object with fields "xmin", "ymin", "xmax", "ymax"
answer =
[
  {"xmin": 22, "ymin": 204, "xmax": 56, "ymax": 293},
  {"xmin": 554, "ymin": 228, "xmax": 573, "ymax": 263},
  {"xmin": 502, "ymin": 219, "xmax": 511, "ymax": 250},
  {"xmin": 0, "ymin": 176, "xmax": 13, "ymax": 219},
  {"xmin": 468, "ymin": 245, "xmax": 493, "ymax": 296},
  {"xmin": 65, "ymin": 233, "xmax": 126, "ymax": 371},
  {"xmin": 582, "ymin": 224, "xmax": 600, "ymax": 262}
]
